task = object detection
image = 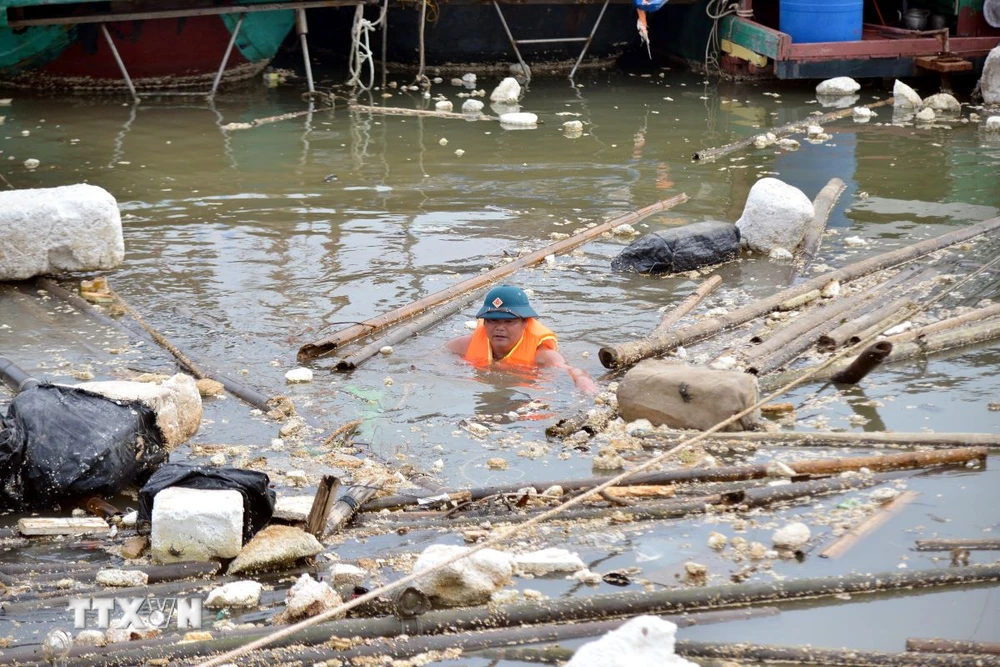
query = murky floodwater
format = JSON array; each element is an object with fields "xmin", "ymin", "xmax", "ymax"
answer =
[{"xmin": 1, "ymin": 67, "xmax": 999, "ymax": 664}]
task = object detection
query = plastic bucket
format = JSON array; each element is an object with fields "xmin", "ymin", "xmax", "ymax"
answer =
[{"xmin": 779, "ymin": 0, "xmax": 863, "ymax": 43}]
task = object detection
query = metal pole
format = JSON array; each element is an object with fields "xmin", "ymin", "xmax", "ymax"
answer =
[
  {"xmin": 492, "ymin": 1, "xmax": 530, "ymax": 81},
  {"xmin": 569, "ymin": 0, "xmax": 609, "ymax": 80},
  {"xmin": 100, "ymin": 24, "xmax": 138, "ymax": 102},
  {"xmin": 297, "ymin": 8, "xmax": 315, "ymax": 94},
  {"xmin": 210, "ymin": 13, "xmax": 245, "ymax": 99}
]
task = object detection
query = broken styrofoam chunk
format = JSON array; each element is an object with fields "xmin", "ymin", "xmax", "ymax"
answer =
[
  {"xmin": 852, "ymin": 107, "xmax": 873, "ymax": 121},
  {"xmin": 205, "ymin": 580, "xmax": 264, "ymax": 608},
  {"xmin": 96, "ymin": 569, "xmax": 148, "ymax": 588},
  {"xmin": 514, "ymin": 548, "xmax": 586, "ymax": 575},
  {"xmin": 685, "ymin": 561, "xmax": 708, "ymax": 577},
  {"xmin": 75, "ymin": 630, "xmax": 106, "ymax": 647},
  {"xmin": 777, "ymin": 138, "xmax": 800, "ymax": 150},
  {"xmin": 75, "ymin": 373, "xmax": 202, "ymax": 449},
  {"xmin": 273, "ymin": 495, "xmax": 314, "ymax": 523},
  {"xmin": 434, "ymin": 100, "xmax": 453, "ymax": 112},
  {"xmin": 922, "ymin": 92, "xmax": 960, "ymax": 113},
  {"xmin": 893, "ymin": 79, "xmax": 922, "ymax": 108},
  {"xmin": 562, "ymin": 120, "xmax": 584, "ymax": 136},
  {"xmin": 438, "ymin": 137, "xmax": 449, "ymax": 146},
  {"xmin": 916, "ymin": 107, "xmax": 936, "ymax": 122},
  {"xmin": 707, "ymin": 532, "xmax": 728, "ymax": 550},
  {"xmin": 285, "ymin": 470, "xmax": 308, "ymax": 486},
  {"xmin": 379, "ymin": 345, "xmax": 394, "ymax": 356},
  {"xmin": 612, "ymin": 223, "xmax": 636, "ymax": 236},
  {"xmin": 412, "ymin": 544, "xmax": 514, "ymax": 606},
  {"xmin": 272, "ymin": 574, "xmax": 343, "ymax": 625},
  {"xmin": 461, "ymin": 99, "xmax": 484, "ymax": 114},
  {"xmin": 329, "ymin": 563, "xmax": 368, "ymax": 587},
  {"xmin": 454, "ymin": 149, "xmax": 465, "ymax": 157},
  {"xmin": 815, "ymin": 76, "xmax": 860, "ymax": 96},
  {"xmin": 499, "ymin": 112, "xmax": 538, "ymax": 128},
  {"xmin": 772, "ymin": 521, "xmax": 811, "ymax": 549},
  {"xmin": 986, "ymin": 116, "xmax": 1000, "ymax": 131},
  {"xmin": 768, "ymin": 247, "xmax": 793, "ymax": 261},
  {"xmin": 709, "ymin": 355, "xmax": 738, "ymax": 370},
  {"xmin": 490, "ymin": 77, "xmax": 522, "ymax": 104},
  {"xmin": 883, "ymin": 321, "xmax": 912, "ymax": 336},
  {"xmin": 844, "ymin": 235, "xmax": 868, "ymax": 247},
  {"xmin": 23, "ymin": 158, "xmax": 39, "ymax": 169},
  {"xmin": 285, "ymin": 367, "xmax": 313, "ymax": 384},
  {"xmin": 806, "ymin": 124, "xmax": 824, "ymax": 137},
  {"xmin": 151, "ymin": 487, "xmax": 243, "ymax": 563},
  {"xmin": 228, "ymin": 525, "xmax": 323, "ymax": 574},
  {"xmin": 566, "ymin": 615, "xmax": 698, "ymax": 667},
  {"xmin": 0, "ymin": 183, "xmax": 123, "ymax": 280}
]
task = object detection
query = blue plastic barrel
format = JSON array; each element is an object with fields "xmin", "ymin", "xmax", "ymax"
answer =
[{"xmin": 779, "ymin": 0, "xmax": 863, "ymax": 43}]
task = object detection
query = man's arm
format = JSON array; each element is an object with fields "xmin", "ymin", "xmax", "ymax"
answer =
[
  {"xmin": 446, "ymin": 334, "xmax": 473, "ymax": 356},
  {"xmin": 535, "ymin": 348, "xmax": 599, "ymax": 395}
]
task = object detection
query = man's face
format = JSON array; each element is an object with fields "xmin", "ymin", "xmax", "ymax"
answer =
[{"xmin": 483, "ymin": 317, "xmax": 527, "ymax": 358}]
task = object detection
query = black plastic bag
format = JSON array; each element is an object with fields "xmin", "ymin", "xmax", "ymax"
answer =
[
  {"xmin": 0, "ymin": 384, "xmax": 166, "ymax": 510},
  {"xmin": 611, "ymin": 221, "xmax": 741, "ymax": 275},
  {"xmin": 137, "ymin": 464, "xmax": 275, "ymax": 543}
]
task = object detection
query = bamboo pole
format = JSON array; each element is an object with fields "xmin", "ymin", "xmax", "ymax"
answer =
[
  {"xmin": 692, "ymin": 98, "xmax": 895, "ymax": 161},
  {"xmin": 324, "ymin": 484, "xmax": 382, "ymax": 536},
  {"xmin": 848, "ymin": 298, "xmax": 920, "ymax": 344},
  {"xmin": 819, "ymin": 490, "xmax": 920, "ymax": 558},
  {"xmin": 362, "ymin": 446, "xmax": 985, "ymax": 513},
  {"xmin": 298, "ymin": 194, "xmax": 690, "ymax": 360},
  {"xmin": 761, "ymin": 316, "xmax": 1000, "ymax": 390},
  {"xmin": 907, "ymin": 639, "xmax": 1000, "ymax": 655},
  {"xmin": 830, "ymin": 341, "xmax": 893, "ymax": 384},
  {"xmin": 34, "ymin": 277, "xmax": 274, "ymax": 412},
  {"xmin": 480, "ymin": 644, "xmax": 1000, "ymax": 667},
  {"xmin": 599, "ymin": 215, "xmax": 1000, "ymax": 370},
  {"xmin": 746, "ymin": 289, "xmax": 881, "ymax": 376},
  {"xmin": 334, "ymin": 289, "xmax": 485, "ymax": 370},
  {"xmin": 820, "ymin": 296, "xmax": 913, "ymax": 349},
  {"xmin": 887, "ymin": 303, "xmax": 1000, "ymax": 346},
  {"xmin": 675, "ymin": 640, "xmax": 1000, "ymax": 666},
  {"xmin": 349, "ymin": 102, "xmax": 496, "ymax": 121},
  {"xmin": 915, "ymin": 539, "xmax": 1000, "ymax": 551},
  {"xmin": 640, "ymin": 430, "xmax": 1000, "ymax": 449},
  {"xmin": 795, "ymin": 177, "xmax": 846, "ymax": 271},
  {"xmin": 652, "ymin": 275, "xmax": 723, "ymax": 336}
]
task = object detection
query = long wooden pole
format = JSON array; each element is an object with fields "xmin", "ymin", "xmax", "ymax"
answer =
[
  {"xmin": 652, "ymin": 274, "xmax": 722, "ymax": 336},
  {"xmin": 907, "ymin": 639, "xmax": 1000, "ymax": 656},
  {"xmin": 640, "ymin": 430, "xmax": 1000, "ymax": 449},
  {"xmin": 761, "ymin": 317, "xmax": 1000, "ymax": 390},
  {"xmin": 915, "ymin": 538, "xmax": 1000, "ymax": 551},
  {"xmin": 692, "ymin": 98, "xmax": 895, "ymax": 161},
  {"xmin": 794, "ymin": 177, "xmax": 846, "ymax": 275},
  {"xmin": 818, "ymin": 489, "xmax": 920, "ymax": 559},
  {"xmin": 599, "ymin": 215, "xmax": 1000, "ymax": 369},
  {"xmin": 887, "ymin": 303, "xmax": 1000, "ymax": 346},
  {"xmin": 298, "ymin": 194, "xmax": 689, "ymax": 360}
]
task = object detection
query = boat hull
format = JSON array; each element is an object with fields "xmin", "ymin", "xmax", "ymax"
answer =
[{"xmin": 0, "ymin": 11, "xmax": 296, "ymax": 91}]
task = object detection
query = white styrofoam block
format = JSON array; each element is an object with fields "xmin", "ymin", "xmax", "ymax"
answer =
[{"xmin": 150, "ymin": 487, "xmax": 243, "ymax": 563}]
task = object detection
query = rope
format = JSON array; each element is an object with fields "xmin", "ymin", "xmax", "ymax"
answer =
[
  {"xmin": 196, "ymin": 240, "xmax": 1000, "ymax": 667},
  {"xmin": 705, "ymin": 0, "xmax": 738, "ymax": 75},
  {"xmin": 347, "ymin": 0, "xmax": 388, "ymax": 92}
]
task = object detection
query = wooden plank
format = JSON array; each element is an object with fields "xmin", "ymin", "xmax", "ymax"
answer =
[
  {"xmin": 721, "ymin": 39, "xmax": 769, "ymax": 67},
  {"xmin": 18, "ymin": 517, "xmax": 109, "ymax": 536},
  {"xmin": 818, "ymin": 491, "xmax": 919, "ymax": 559},
  {"xmin": 720, "ymin": 16, "xmax": 789, "ymax": 59}
]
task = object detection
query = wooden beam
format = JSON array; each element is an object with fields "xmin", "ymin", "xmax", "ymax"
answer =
[
  {"xmin": 720, "ymin": 16, "xmax": 790, "ymax": 59},
  {"xmin": 18, "ymin": 517, "xmax": 109, "ymax": 536}
]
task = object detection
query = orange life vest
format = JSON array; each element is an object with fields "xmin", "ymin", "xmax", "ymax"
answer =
[{"xmin": 464, "ymin": 318, "xmax": 558, "ymax": 368}]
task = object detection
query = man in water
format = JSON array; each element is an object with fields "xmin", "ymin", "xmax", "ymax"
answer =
[{"xmin": 446, "ymin": 285, "xmax": 599, "ymax": 395}]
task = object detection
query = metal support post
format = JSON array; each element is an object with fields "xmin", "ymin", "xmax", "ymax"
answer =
[
  {"xmin": 569, "ymin": 0, "xmax": 610, "ymax": 80},
  {"xmin": 493, "ymin": 1, "xmax": 531, "ymax": 81},
  {"xmin": 100, "ymin": 24, "xmax": 138, "ymax": 102},
  {"xmin": 297, "ymin": 8, "xmax": 315, "ymax": 94},
  {"xmin": 210, "ymin": 13, "xmax": 245, "ymax": 99}
]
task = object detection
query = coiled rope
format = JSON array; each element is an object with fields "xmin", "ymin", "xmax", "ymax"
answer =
[
  {"xmin": 704, "ymin": 0, "xmax": 738, "ymax": 74},
  {"xmin": 347, "ymin": 0, "xmax": 389, "ymax": 92}
]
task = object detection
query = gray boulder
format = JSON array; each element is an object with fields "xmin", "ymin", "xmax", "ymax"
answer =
[
  {"xmin": 735, "ymin": 178, "xmax": 814, "ymax": 253},
  {"xmin": 981, "ymin": 46, "xmax": 1000, "ymax": 105}
]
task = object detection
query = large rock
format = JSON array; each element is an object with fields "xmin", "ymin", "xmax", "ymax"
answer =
[
  {"xmin": 816, "ymin": 77, "xmax": 860, "ymax": 96},
  {"xmin": 150, "ymin": 487, "xmax": 244, "ymax": 563},
  {"xmin": 611, "ymin": 221, "xmax": 740, "ymax": 275},
  {"xmin": 74, "ymin": 373, "xmax": 202, "ymax": 449},
  {"xmin": 0, "ymin": 183, "xmax": 123, "ymax": 280},
  {"xmin": 982, "ymin": 46, "xmax": 1000, "ymax": 105},
  {"xmin": 412, "ymin": 544, "xmax": 513, "ymax": 607},
  {"xmin": 735, "ymin": 178, "xmax": 814, "ymax": 253},
  {"xmin": 893, "ymin": 79, "xmax": 923, "ymax": 108},
  {"xmin": 566, "ymin": 615, "xmax": 698, "ymax": 667},
  {"xmin": 272, "ymin": 574, "xmax": 343, "ymax": 624},
  {"xmin": 617, "ymin": 360, "xmax": 760, "ymax": 431},
  {"xmin": 228, "ymin": 524, "xmax": 323, "ymax": 574}
]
